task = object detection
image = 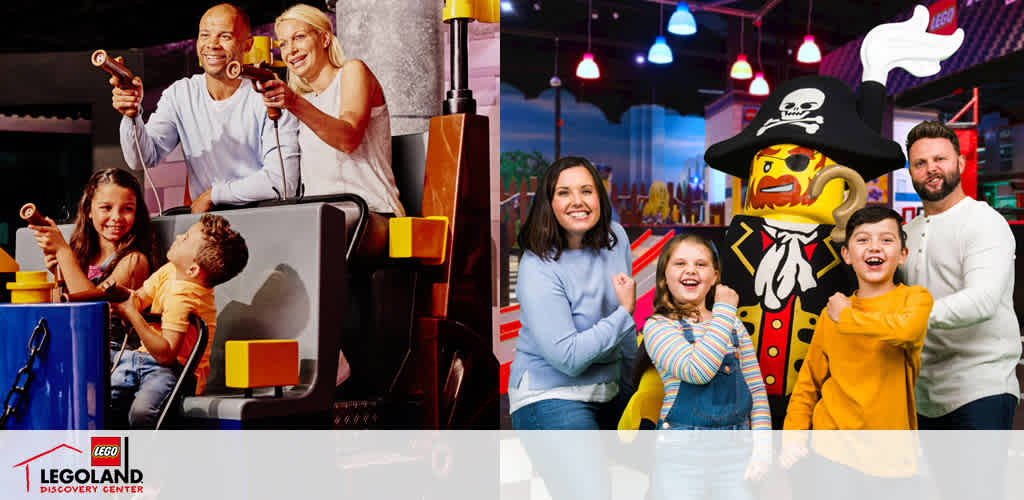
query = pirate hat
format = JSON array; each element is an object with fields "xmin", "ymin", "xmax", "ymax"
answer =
[{"xmin": 705, "ymin": 75, "xmax": 905, "ymax": 181}]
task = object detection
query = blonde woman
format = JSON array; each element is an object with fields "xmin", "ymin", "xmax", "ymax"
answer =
[{"xmin": 261, "ymin": 3, "xmax": 404, "ymax": 216}]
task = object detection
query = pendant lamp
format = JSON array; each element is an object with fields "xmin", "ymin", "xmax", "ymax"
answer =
[
  {"xmin": 796, "ymin": 0, "xmax": 821, "ymax": 64},
  {"xmin": 749, "ymin": 73, "xmax": 770, "ymax": 96},
  {"xmin": 749, "ymin": 22, "xmax": 769, "ymax": 95},
  {"xmin": 730, "ymin": 21, "xmax": 752, "ymax": 80},
  {"xmin": 667, "ymin": 2, "xmax": 697, "ymax": 36},
  {"xmin": 648, "ymin": 4, "xmax": 673, "ymax": 64},
  {"xmin": 576, "ymin": 0, "xmax": 600, "ymax": 79}
]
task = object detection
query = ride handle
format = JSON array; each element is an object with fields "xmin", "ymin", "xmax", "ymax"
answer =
[
  {"xmin": 92, "ymin": 50, "xmax": 138, "ymax": 118},
  {"xmin": 20, "ymin": 203, "xmax": 67, "ymax": 301},
  {"xmin": 226, "ymin": 61, "xmax": 282, "ymax": 121},
  {"xmin": 19, "ymin": 203, "xmax": 47, "ymax": 226}
]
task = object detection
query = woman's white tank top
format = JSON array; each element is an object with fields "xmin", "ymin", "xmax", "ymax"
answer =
[{"xmin": 298, "ymin": 65, "xmax": 405, "ymax": 215}]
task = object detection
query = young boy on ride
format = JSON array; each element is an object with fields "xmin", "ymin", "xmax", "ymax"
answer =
[{"xmin": 111, "ymin": 214, "xmax": 248, "ymax": 428}]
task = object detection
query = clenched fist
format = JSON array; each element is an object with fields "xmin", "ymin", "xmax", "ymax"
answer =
[
  {"xmin": 714, "ymin": 284, "xmax": 739, "ymax": 308},
  {"xmin": 826, "ymin": 292, "xmax": 851, "ymax": 323},
  {"xmin": 29, "ymin": 217, "xmax": 69, "ymax": 256},
  {"xmin": 611, "ymin": 272, "xmax": 636, "ymax": 314}
]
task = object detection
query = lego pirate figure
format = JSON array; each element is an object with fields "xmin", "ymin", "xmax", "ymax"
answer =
[{"xmin": 704, "ymin": 7, "xmax": 963, "ymax": 427}]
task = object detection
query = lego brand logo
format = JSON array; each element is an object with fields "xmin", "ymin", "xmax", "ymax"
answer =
[
  {"xmin": 928, "ymin": 0, "xmax": 957, "ymax": 35},
  {"xmin": 91, "ymin": 437, "xmax": 121, "ymax": 467},
  {"xmin": 93, "ymin": 446, "xmax": 118, "ymax": 457},
  {"xmin": 929, "ymin": 8, "xmax": 954, "ymax": 30}
]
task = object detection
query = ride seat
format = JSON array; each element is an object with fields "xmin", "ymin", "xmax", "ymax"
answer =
[{"xmin": 155, "ymin": 313, "xmax": 208, "ymax": 430}]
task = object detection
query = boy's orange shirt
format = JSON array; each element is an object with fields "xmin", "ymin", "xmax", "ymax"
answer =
[
  {"xmin": 134, "ymin": 262, "xmax": 217, "ymax": 395},
  {"xmin": 783, "ymin": 283, "xmax": 933, "ymax": 431}
]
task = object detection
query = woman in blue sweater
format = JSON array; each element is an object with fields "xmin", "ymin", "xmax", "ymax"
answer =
[{"xmin": 509, "ymin": 156, "xmax": 637, "ymax": 430}]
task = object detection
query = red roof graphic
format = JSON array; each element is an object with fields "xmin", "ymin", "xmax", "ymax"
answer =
[
  {"xmin": 12, "ymin": 443, "xmax": 83, "ymax": 493},
  {"xmin": 13, "ymin": 443, "xmax": 83, "ymax": 467}
]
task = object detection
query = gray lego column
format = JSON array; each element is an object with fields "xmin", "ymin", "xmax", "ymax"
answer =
[{"xmin": 335, "ymin": 0, "xmax": 442, "ymax": 135}]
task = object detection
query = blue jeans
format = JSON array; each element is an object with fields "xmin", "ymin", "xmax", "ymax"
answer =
[
  {"xmin": 511, "ymin": 398, "xmax": 622, "ymax": 430},
  {"xmin": 917, "ymin": 393, "xmax": 1017, "ymax": 430},
  {"xmin": 511, "ymin": 398, "xmax": 626, "ymax": 500},
  {"xmin": 917, "ymin": 394, "xmax": 1017, "ymax": 500},
  {"xmin": 109, "ymin": 350, "xmax": 181, "ymax": 428}
]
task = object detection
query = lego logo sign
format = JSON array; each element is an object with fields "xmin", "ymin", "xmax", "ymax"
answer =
[
  {"xmin": 94, "ymin": 446, "xmax": 118, "ymax": 457},
  {"xmin": 743, "ymin": 106, "xmax": 760, "ymax": 126},
  {"xmin": 91, "ymin": 437, "xmax": 121, "ymax": 467},
  {"xmin": 928, "ymin": 0, "xmax": 957, "ymax": 36}
]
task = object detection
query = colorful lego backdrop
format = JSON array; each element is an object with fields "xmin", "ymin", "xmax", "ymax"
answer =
[{"xmin": 501, "ymin": 83, "xmax": 708, "ymax": 218}]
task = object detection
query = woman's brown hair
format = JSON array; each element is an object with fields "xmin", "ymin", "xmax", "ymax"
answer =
[{"xmin": 516, "ymin": 156, "xmax": 616, "ymax": 260}]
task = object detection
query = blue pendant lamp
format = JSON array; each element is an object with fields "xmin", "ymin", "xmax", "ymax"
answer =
[
  {"xmin": 648, "ymin": 4, "xmax": 673, "ymax": 64},
  {"xmin": 648, "ymin": 36, "xmax": 673, "ymax": 64},
  {"xmin": 667, "ymin": 2, "xmax": 697, "ymax": 36}
]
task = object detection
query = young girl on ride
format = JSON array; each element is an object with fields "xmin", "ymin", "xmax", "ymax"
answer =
[
  {"xmin": 642, "ymin": 233, "xmax": 770, "ymax": 499},
  {"xmin": 29, "ymin": 168, "xmax": 156, "ymax": 299}
]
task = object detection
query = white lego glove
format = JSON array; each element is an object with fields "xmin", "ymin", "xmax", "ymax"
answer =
[{"xmin": 860, "ymin": 5, "xmax": 964, "ymax": 85}]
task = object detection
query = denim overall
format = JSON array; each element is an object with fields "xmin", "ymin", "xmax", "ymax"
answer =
[
  {"xmin": 652, "ymin": 321, "xmax": 755, "ymax": 500},
  {"xmin": 661, "ymin": 320, "xmax": 752, "ymax": 430}
]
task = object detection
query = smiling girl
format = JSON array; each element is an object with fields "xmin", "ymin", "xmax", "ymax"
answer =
[
  {"xmin": 643, "ymin": 234, "xmax": 770, "ymax": 434},
  {"xmin": 642, "ymin": 234, "xmax": 771, "ymax": 499},
  {"xmin": 30, "ymin": 168, "xmax": 156, "ymax": 296}
]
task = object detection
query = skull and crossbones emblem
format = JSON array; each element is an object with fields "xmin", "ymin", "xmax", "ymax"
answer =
[{"xmin": 757, "ymin": 88, "xmax": 826, "ymax": 136}]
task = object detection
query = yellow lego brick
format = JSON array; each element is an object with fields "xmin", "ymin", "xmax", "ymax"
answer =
[
  {"xmin": 6, "ymin": 271, "xmax": 55, "ymax": 304},
  {"xmin": 443, "ymin": 0, "xmax": 499, "ymax": 23},
  {"xmin": 225, "ymin": 340, "xmax": 299, "ymax": 389},
  {"xmin": 389, "ymin": 216, "xmax": 449, "ymax": 265}
]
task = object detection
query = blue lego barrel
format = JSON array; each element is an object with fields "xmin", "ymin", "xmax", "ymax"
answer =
[{"xmin": 0, "ymin": 302, "xmax": 108, "ymax": 429}]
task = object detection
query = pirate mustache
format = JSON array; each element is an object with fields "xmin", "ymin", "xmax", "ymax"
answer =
[{"xmin": 749, "ymin": 174, "xmax": 818, "ymax": 209}]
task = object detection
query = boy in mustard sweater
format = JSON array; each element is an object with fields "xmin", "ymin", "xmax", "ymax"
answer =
[{"xmin": 780, "ymin": 206, "xmax": 932, "ymax": 479}]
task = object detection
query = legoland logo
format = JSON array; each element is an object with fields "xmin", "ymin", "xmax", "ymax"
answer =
[{"xmin": 12, "ymin": 437, "xmax": 144, "ymax": 495}]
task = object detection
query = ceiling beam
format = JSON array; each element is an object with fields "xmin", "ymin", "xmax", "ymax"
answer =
[{"xmin": 644, "ymin": 0, "xmax": 783, "ymax": 22}]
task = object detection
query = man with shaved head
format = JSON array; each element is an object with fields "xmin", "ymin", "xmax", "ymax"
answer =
[{"xmin": 111, "ymin": 3, "xmax": 299, "ymax": 212}]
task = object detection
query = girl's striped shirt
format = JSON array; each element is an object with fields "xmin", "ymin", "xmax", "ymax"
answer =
[{"xmin": 643, "ymin": 303, "xmax": 771, "ymax": 430}]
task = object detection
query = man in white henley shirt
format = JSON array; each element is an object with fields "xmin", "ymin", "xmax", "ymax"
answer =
[
  {"xmin": 110, "ymin": 3, "xmax": 299, "ymax": 213},
  {"xmin": 903, "ymin": 120, "xmax": 1020, "ymax": 430}
]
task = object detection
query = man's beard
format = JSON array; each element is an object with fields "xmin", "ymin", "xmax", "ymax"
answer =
[{"xmin": 912, "ymin": 167, "xmax": 961, "ymax": 202}]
